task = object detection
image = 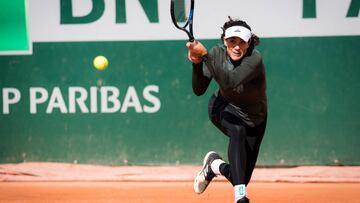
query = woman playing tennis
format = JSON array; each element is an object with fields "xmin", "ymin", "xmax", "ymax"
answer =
[{"xmin": 186, "ymin": 17, "xmax": 267, "ymax": 203}]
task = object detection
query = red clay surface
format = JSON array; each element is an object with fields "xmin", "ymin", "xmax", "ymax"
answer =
[
  {"xmin": 0, "ymin": 182, "xmax": 359, "ymax": 203},
  {"xmin": 1, "ymin": 163, "xmax": 360, "ymax": 202},
  {"xmin": 1, "ymin": 162, "xmax": 360, "ymax": 183}
]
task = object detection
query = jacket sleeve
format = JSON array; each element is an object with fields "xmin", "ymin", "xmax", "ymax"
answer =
[
  {"xmin": 204, "ymin": 49, "xmax": 263, "ymax": 90},
  {"xmin": 192, "ymin": 62, "xmax": 212, "ymax": 96}
]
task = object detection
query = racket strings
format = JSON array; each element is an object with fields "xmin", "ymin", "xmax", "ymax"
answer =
[{"xmin": 170, "ymin": 0, "xmax": 194, "ymax": 41}]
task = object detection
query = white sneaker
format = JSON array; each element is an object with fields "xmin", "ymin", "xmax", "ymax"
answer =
[{"xmin": 193, "ymin": 151, "xmax": 223, "ymax": 194}]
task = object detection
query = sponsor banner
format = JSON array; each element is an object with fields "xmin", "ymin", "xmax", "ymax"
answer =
[
  {"xmin": 29, "ymin": 0, "xmax": 359, "ymax": 42},
  {"xmin": 2, "ymin": 86, "xmax": 161, "ymax": 115}
]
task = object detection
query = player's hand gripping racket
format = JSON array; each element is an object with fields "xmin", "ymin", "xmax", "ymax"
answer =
[{"xmin": 170, "ymin": 0, "xmax": 195, "ymax": 42}]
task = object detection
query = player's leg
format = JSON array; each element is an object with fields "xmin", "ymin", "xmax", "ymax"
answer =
[
  {"xmin": 205, "ymin": 94, "xmax": 249, "ymax": 186},
  {"xmin": 193, "ymin": 94, "xmax": 228, "ymax": 194},
  {"xmin": 205, "ymin": 103, "xmax": 251, "ymax": 201},
  {"xmin": 244, "ymin": 117, "xmax": 267, "ymax": 185},
  {"xmin": 219, "ymin": 114, "xmax": 250, "ymax": 202},
  {"xmin": 226, "ymin": 123, "xmax": 248, "ymax": 185},
  {"xmin": 224, "ymin": 116, "xmax": 266, "ymax": 203}
]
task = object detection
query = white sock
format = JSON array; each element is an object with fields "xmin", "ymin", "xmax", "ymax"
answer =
[
  {"xmin": 234, "ymin": 184, "xmax": 246, "ymax": 202},
  {"xmin": 210, "ymin": 159, "xmax": 225, "ymax": 175}
]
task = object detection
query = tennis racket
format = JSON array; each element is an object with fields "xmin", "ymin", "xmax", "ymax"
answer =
[{"xmin": 170, "ymin": 0, "xmax": 195, "ymax": 42}]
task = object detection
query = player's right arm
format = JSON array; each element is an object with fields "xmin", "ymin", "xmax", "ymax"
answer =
[
  {"xmin": 192, "ymin": 62, "xmax": 211, "ymax": 96},
  {"xmin": 186, "ymin": 41, "xmax": 212, "ymax": 96}
]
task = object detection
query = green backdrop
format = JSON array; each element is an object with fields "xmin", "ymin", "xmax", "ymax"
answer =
[{"xmin": 1, "ymin": 36, "xmax": 359, "ymax": 166}]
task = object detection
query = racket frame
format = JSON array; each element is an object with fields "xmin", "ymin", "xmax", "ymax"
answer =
[{"xmin": 170, "ymin": 0, "xmax": 195, "ymax": 42}]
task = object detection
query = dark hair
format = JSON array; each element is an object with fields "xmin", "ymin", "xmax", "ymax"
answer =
[{"xmin": 221, "ymin": 16, "xmax": 260, "ymax": 55}]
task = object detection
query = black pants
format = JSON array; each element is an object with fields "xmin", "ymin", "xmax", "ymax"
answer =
[{"xmin": 208, "ymin": 94, "xmax": 267, "ymax": 186}]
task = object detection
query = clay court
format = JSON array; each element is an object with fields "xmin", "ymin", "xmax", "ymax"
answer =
[
  {"xmin": 1, "ymin": 1, "xmax": 359, "ymax": 203},
  {"xmin": 1, "ymin": 163, "xmax": 360, "ymax": 203},
  {"xmin": 1, "ymin": 182, "xmax": 360, "ymax": 203}
]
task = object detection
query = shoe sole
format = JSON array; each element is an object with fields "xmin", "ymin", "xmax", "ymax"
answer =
[{"xmin": 194, "ymin": 151, "xmax": 217, "ymax": 194}]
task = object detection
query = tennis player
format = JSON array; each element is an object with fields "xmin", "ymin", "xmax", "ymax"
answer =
[{"xmin": 186, "ymin": 17, "xmax": 267, "ymax": 203}]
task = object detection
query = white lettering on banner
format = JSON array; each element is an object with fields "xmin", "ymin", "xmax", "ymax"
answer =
[
  {"xmin": 30, "ymin": 87, "xmax": 48, "ymax": 114},
  {"xmin": 2, "ymin": 88, "xmax": 21, "ymax": 114},
  {"xmin": 101, "ymin": 86, "xmax": 121, "ymax": 113},
  {"xmin": 29, "ymin": 0, "xmax": 359, "ymax": 42},
  {"xmin": 1, "ymin": 86, "xmax": 161, "ymax": 114},
  {"xmin": 143, "ymin": 85, "xmax": 161, "ymax": 113},
  {"xmin": 90, "ymin": 86, "xmax": 98, "ymax": 113},
  {"xmin": 69, "ymin": 87, "xmax": 89, "ymax": 113},
  {"xmin": 121, "ymin": 86, "xmax": 143, "ymax": 113},
  {"xmin": 46, "ymin": 87, "xmax": 68, "ymax": 114}
]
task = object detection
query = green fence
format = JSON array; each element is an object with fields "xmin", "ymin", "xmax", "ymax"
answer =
[{"xmin": 1, "ymin": 36, "xmax": 359, "ymax": 165}]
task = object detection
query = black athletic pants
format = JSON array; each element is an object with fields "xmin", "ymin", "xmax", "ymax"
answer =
[{"xmin": 208, "ymin": 94, "xmax": 267, "ymax": 186}]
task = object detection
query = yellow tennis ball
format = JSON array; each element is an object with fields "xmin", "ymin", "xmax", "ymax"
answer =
[{"xmin": 93, "ymin": 56, "xmax": 108, "ymax": 70}]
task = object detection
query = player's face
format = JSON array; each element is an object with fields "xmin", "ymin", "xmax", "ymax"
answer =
[{"xmin": 224, "ymin": 37, "xmax": 249, "ymax": 61}]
